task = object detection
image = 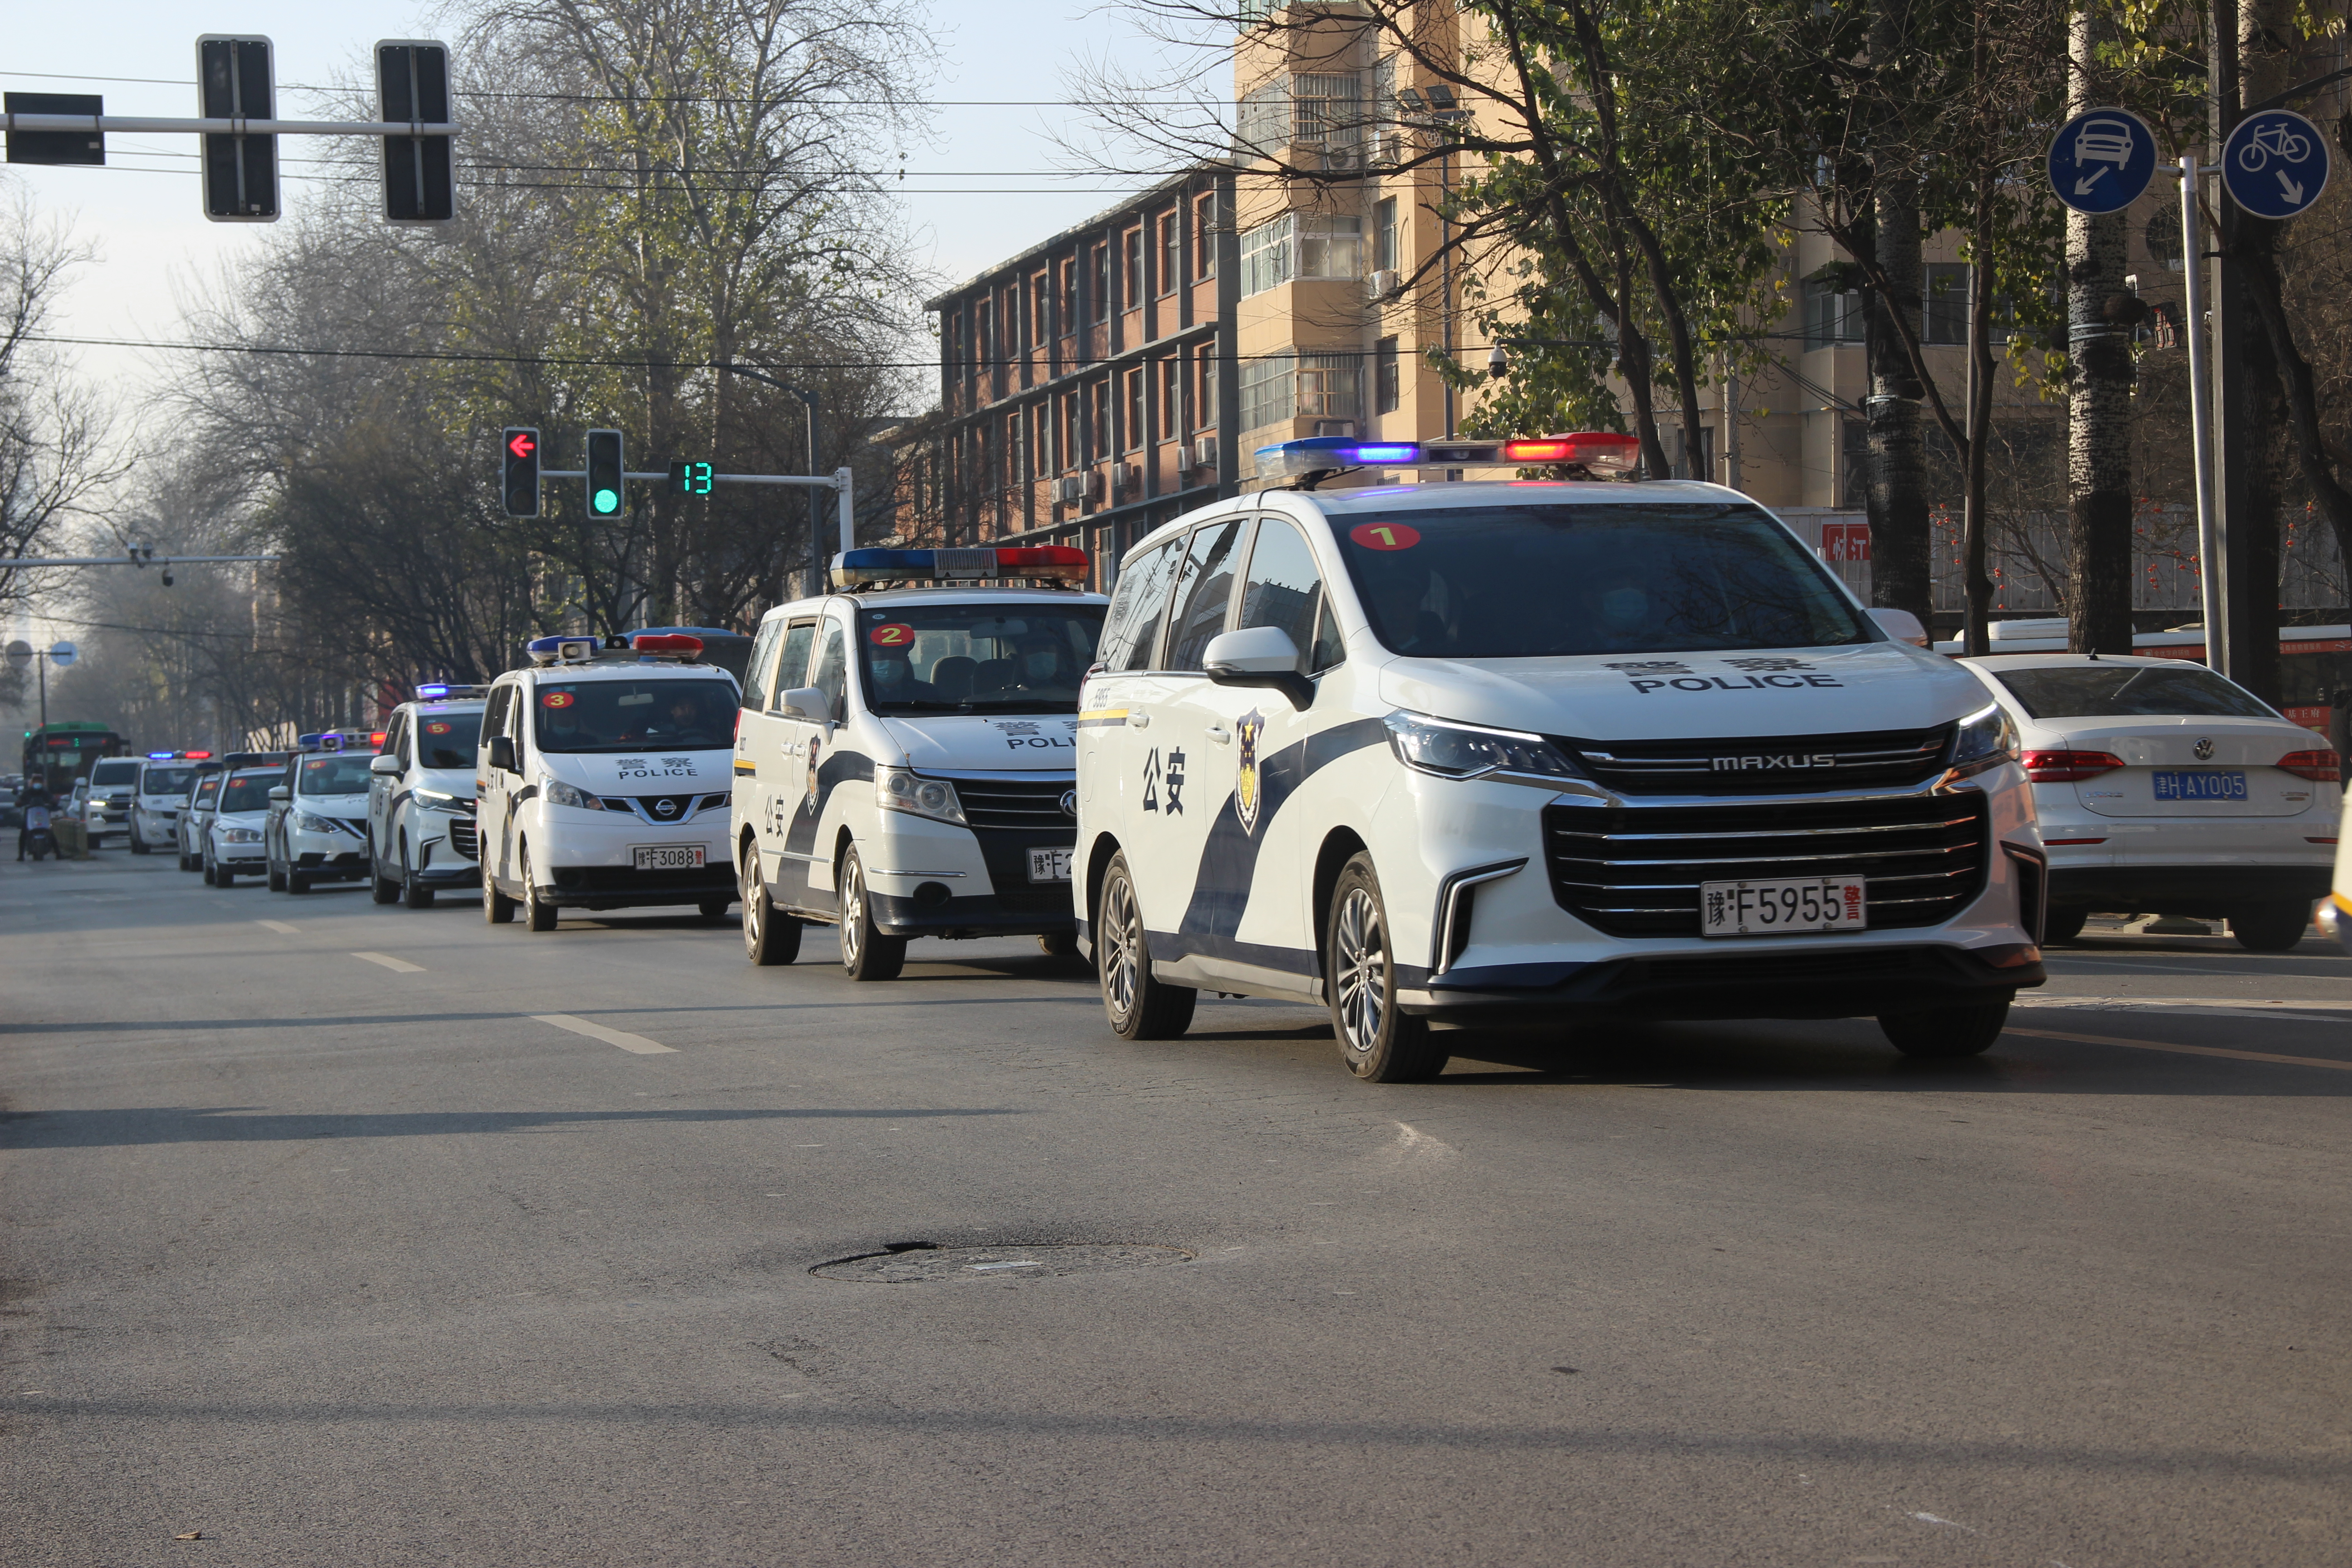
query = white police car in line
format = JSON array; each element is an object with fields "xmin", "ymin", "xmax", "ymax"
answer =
[
  {"xmin": 1074, "ymin": 434, "xmax": 2047, "ymax": 1082},
  {"xmin": 79, "ymin": 756, "xmax": 143, "ymax": 848},
  {"xmin": 177, "ymin": 772, "xmax": 223, "ymax": 871},
  {"xmin": 202, "ymin": 766, "xmax": 281, "ymax": 887},
  {"xmin": 264, "ymin": 733, "xmax": 382, "ymax": 893},
  {"xmin": 731, "ymin": 547, "xmax": 1108, "ymax": 979},
  {"xmin": 128, "ymin": 752, "xmax": 214, "ymax": 854},
  {"xmin": 476, "ymin": 632, "xmax": 742, "ymax": 931},
  {"xmin": 368, "ymin": 685, "xmax": 488, "ymax": 908}
]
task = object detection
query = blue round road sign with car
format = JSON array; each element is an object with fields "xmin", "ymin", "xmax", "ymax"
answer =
[
  {"xmin": 2221, "ymin": 108, "xmax": 2330, "ymax": 220},
  {"xmin": 2048, "ymin": 108, "xmax": 2157, "ymax": 216}
]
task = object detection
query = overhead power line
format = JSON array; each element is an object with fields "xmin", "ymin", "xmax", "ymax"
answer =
[{"xmin": 0, "ymin": 69, "xmax": 1206, "ymax": 109}]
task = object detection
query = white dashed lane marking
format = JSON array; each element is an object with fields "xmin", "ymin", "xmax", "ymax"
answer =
[
  {"xmin": 531, "ymin": 1013, "xmax": 676, "ymax": 1055},
  {"xmin": 256, "ymin": 920, "xmax": 299, "ymax": 935},
  {"xmin": 350, "ymin": 951, "xmax": 426, "ymax": 974},
  {"xmin": 2005, "ymin": 1027, "xmax": 2352, "ymax": 1072}
]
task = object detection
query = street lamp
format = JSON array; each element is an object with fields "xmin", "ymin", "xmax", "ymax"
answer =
[
  {"xmin": 6, "ymin": 638, "xmax": 79, "ymax": 788},
  {"xmin": 716, "ymin": 364, "xmax": 823, "ymax": 598}
]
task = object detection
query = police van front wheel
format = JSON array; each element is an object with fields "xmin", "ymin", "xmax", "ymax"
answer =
[
  {"xmin": 1328, "ymin": 854, "xmax": 1449, "ymax": 1083},
  {"xmin": 519, "ymin": 848, "xmax": 558, "ymax": 932},
  {"xmin": 1877, "ymin": 996, "xmax": 2011, "ymax": 1058},
  {"xmin": 837, "ymin": 848, "xmax": 906, "ymax": 981},
  {"xmin": 1096, "ymin": 853, "xmax": 1195, "ymax": 1040}
]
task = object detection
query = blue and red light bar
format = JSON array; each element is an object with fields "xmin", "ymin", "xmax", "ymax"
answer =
[
  {"xmin": 148, "ymin": 750, "xmax": 175, "ymax": 760},
  {"xmin": 1253, "ymin": 432, "xmax": 1643, "ymax": 478},
  {"xmin": 830, "ymin": 545, "xmax": 1089, "ymax": 587}
]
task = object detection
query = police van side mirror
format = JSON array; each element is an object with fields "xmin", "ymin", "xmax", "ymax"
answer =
[
  {"xmin": 1204, "ymin": 627, "xmax": 1315, "ymax": 711},
  {"xmin": 779, "ymin": 686, "xmax": 830, "ymax": 722},
  {"xmin": 368, "ymin": 753, "xmax": 402, "ymax": 776},
  {"xmin": 1868, "ymin": 607, "xmax": 1930, "ymax": 648},
  {"xmin": 268, "ymin": 786, "xmax": 290, "ymax": 804},
  {"xmin": 488, "ymin": 735, "xmax": 518, "ymax": 774}
]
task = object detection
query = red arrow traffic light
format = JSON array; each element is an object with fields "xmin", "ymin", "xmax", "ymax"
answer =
[
  {"xmin": 508, "ymin": 430, "xmax": 536, "ymax": 460},
  {"xmin": 501, "ymin": 426, "xmax": 541, "ymax": 517}
]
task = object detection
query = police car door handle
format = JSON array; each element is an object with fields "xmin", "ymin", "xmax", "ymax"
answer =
[
  {"xmin": 1129, "ymin": 712, "xmax": 1150, "ymax": 730},
  {"xmin": 1205, "ymin": 725, "xmax": 1232, "ymax": 745}
]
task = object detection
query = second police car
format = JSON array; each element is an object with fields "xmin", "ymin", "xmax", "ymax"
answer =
[
  {"xmin": 731, "ymin": 548, "xmax": 1107, "ymax": 979},
  {"xmin": 368, "ymin": 685, "xmax": 488, "ymax": 908},
  {"xmin": 1075, "ymin": 434, "xmax": 2048, "ymax": 1082},
  {"xmin": 476, "ymin": 632, "xmax": 741, "ymax": 930},
  {"xmin": 129, "ymin": 751, "xmax": 214, "ymax": 854},
  {"xmin": 265, "ymin": 732, "xmax": 381, "ymax": 892}
]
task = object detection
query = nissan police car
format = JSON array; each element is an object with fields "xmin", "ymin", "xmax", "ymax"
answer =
[
  {"xmin": 732, "ymin": 548, "xmax": 1108, "ymax": 979},
  {"xmin": 129, "ymin": 751, "xmax": 215, "ymax": 854},
  {"xmin": 477, "ymin": 632, "xmax": 741, "ymax": 930},
  {"xmin": 264, "ymin": 732, "xmax": 381, "ymax": 893},
  {"xmin": 202, "ymin": 766, "xmax": 281, "ymax": 887},
  {"xmin": 177, "ymin": 771, "xmax": 223, "ymax": 870},
  {"xmin": 368, "ymin": 685, "xmax": 488, "ymax": 908},
  {"xmin": 1073, "ymin": 433, "xmax": 2047, "ymax": 1082}
]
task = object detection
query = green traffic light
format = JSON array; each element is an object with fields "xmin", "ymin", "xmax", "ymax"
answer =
[{"xmin": 593, "ymin": 488, "xmax": 620, "ymax": 514}]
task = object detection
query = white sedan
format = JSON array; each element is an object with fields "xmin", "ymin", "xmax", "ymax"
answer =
[{"xmin": 1959, "ymin": 654, "xmax": 2338, "ymax": 951}]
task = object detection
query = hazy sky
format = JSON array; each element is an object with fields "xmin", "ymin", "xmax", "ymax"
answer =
[{"xmin": 2, "ymin": 0, "xmax": 1199, "ymax": 402}]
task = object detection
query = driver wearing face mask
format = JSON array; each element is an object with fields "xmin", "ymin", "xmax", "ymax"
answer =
[
  {"xmin": 867, "ymin": 646, "xmax": 939, "ymax": 705},
  {"xmin": 1011, "ymin": 632, "xmax": 1073, "ymax": 692}
]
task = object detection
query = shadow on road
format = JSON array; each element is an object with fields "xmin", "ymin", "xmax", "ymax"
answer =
[{"xmin": 0, "ymin": 1104, "xmax": 1023, "ymax": 1149}]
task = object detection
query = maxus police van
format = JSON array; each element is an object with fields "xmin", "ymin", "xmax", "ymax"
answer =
[
  {"xmin": 368, "ymin": 684, "xmax": 488, "ymax": 908},
  {"xmin": 1074, "ymin": 433, "xmax": 2047, "ymax": 1082},
  {"xmin": 476, "ymin": 632, "xmax": 742, "ymax": 931},
  {"xmin": 264, "ymin": 730, "xmax": 382, "ymax": 893},
  {"xmin": 129, "ymin": 751, "xmax": 216, "ymax": 855},
  {"xmin": 731, "ymin": 547, "xmax": 1107, "ymax": 979}
]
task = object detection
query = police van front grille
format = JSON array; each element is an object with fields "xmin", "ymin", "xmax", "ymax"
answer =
[
  {"xmin": 1560, "ymin": 726, "xmax": 1953, "ymax": 796},
  {"xmin": 448, "ymin": 817, "xmax": 479, "ymax": 860},
  {"xmin": 944, "ymin": 774, "xmax": 1077, "ymax": 831},
  {"xmin": 1542, "ymin": 793, "xmax": 1989, "ymax": 938}
]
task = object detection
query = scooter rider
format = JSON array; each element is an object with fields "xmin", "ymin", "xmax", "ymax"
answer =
[{"xmin": 16, "ymin": 782, "xmax": 54, "ymax": 860}]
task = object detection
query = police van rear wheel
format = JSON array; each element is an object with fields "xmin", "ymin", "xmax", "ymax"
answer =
[
  {"xmin": 837, "ymin": 848, "xmax": 906, "ymax": 981},
  {"xmin": 129, "ymin": 826, "xmax": 150, "ymax": 854},
  {"xmin": 484, "ymin": 876, "xmax": 515, "ymax": 924},
  {"xmin": 1096, "ymin": 853, "xmax": 1194, "ymax": 1040},
  {"xmin": 1328, "ymin": 854, "xmax": 1448, "ymax": 1083},
  {"xmin": 742, "ymin": 852, "xmax": 801, "ymax": 966}
]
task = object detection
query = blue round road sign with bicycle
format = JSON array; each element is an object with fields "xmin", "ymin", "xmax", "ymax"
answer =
[
  {"xmin": 2048, "ymin": 108, "xmax": 2157, "ymax": 215},
  {"xmin": 2222, "ymin": 108, "xmax": 2331, "ymax": 219}
]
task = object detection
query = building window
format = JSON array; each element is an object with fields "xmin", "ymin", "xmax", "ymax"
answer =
[
  {"xmin": 1060, "ymin": 261, "xmax": 1078, "ymax": 335},
  {"xmin": 1239, "ymin": 214, "xmax": 1362, "ymax": 297},
  {"xmin": 1092, "ymin": 246, "xmax": 1109, "ymax": 322},
  {"xmin": 1089, "ymin": 379, "xmax": 1107, "ymax": 456},
  {"xmin": 1123, "ymin": 229, "xmax": 1143, "ymax": 311},
  {"xmin": 1240, "ymin": 352, "xmax": 1294, "ymax": 433},
  {"xmin": 1923, "ymin": 263, "xmax": 1969, "ymax": 346},
  {"xmin": 1804, "ymin": 276, "xmax": 1863, "ymax": 350},
  {"xmin": 1238, "ymin": 77, "xmax": 1288, "ymax": 156},
  {"xmin": 1376, "ymin": 335, "xmax": 1400, "ymax": 413},
  {"xmin": 1296, "ymin": 353, "xmax": 1359, "ymax": 420},
  {"xmin": 1197, "ymin": 353, "xmax": 1218, "ymax": 429},
  {"xmin": 1196, "ymin": 195, "xmax": 1218, "ymax": 278},
  {"xmin": 1126, "ymin": 369, "xmax": 1145, "ymax": 451},
  {"xmin": 1160, "ymin": 359, "xmax": 1181, "ymax": 441},
  {"xmin": 1160, "ymin": 214, "xmax": 1181, "ymax": 295},
  {"xmin": 1374, "ymin": 196, "xmax": 1398, "ymax": 274},
  {"xmin": 1841, "ymin": 417, "xmax": 1871, "ymax": 505},
  {"xmin": 1292, "ymin": 74, "xmax": 1364, "ymax": 160}
]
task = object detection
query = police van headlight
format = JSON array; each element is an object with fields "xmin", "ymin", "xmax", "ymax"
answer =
[
  {"xmin": 292, "ymin": 812, "xmax": 346, "ymax": 834},
  {"xmin": 221, "ymin": 827, "xmax": 263, "ymax": 843},
  {"xmin": 1383, "ymin": 712, "xmax": 1583, "ymax": 783},
  {"xmin": 877, "ymin": 769, "xmax": 966, "ymax": 826},
  {"xmin": 413, "ymin": 787, "xmax": 469, "ymax": 810},
  {"xmin": 542, "ymin": 777, "xmax": 606, "ymax": 811},
  {"xmin": 1946, "ymin": 703, "xmax": 2019, "ymax": 780}
]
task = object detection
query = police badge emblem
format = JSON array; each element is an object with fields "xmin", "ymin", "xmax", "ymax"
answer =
[
  {"xmin": 804, "ymin": 738, "xmax": 823, "ymax": 813},
  {"xmin": 1235, "ymin": 708, "xmax": 1265, "ymax": 834}
]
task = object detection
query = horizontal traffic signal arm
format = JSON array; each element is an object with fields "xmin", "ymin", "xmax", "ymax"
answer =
[{"xmin": 0, "ymin": 111, "xmax": 460, "ymax": 137}]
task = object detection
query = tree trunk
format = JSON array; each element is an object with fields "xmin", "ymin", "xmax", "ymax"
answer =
[
  {"xmin": 1864, "ymin": 0, "xmax": 1930, "ymax": 629},
  {"xmin": 2064, "ymin": 5, "xmax": 2135, "ymax": 655}
]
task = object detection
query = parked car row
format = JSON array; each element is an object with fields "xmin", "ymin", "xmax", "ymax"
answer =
[{"xmin": 150, "ymin": 447, "xmax": 2343, "ymax": 1078}]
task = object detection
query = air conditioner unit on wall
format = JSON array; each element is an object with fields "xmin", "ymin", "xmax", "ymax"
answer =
[
  {"xmin": 1113, "ymin": 463, "xmax": 1140, "ymax": 495},
  {"xmin": 1190, "ymin": 436, "xmax": 1219, "ymax": 471},
  {"xmin": 1054, "ymin": 474, "xmax": 1087, "ymax": 503},
  {"xmin": 1368, "ymin": 268, "xmax": 1401, "ymax": 300}
]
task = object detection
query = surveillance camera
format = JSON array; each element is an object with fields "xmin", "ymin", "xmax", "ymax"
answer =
[
  {"xmin": 1487, "ymin": 345, "xmax": 1509, "ymax": 379},
  {"xmin": 161, "ymin": 571, "xmax": 175, "ymax": 587}
]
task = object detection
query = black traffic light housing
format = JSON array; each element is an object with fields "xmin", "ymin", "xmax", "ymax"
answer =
[
  {"xmin": 585, "ymin": 429, "xmax": 625, "ymax": 518},
  {"xmin": 668, "ymin": 460, "xmax": 714, "ymax": 495},
  {"xmin": 197, "ymin": 35, "xmax": 278, "ymax": 222},
  {"xmin": 502, "ymin": 427, "xmax": 541, "ymax": 517},
  {"xmin": 377, "ymin": 40, "xmax": 454, "ymax": 224},
  {"xmin": 5, "ymin": 93, "xmax": 105, "ymax": 166}
]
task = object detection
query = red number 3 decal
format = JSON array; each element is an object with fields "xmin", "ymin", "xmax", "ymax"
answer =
[{"xmin": 1349, "ymin": 522, "xmax": 1421, "ymax": 551}]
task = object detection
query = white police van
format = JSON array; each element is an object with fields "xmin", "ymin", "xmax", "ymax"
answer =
[
  {"xmin": 731, "ymin": 547, "xmax": 1108, "ymax": 979},
  {"xmin": 129, "ymin": 751, "xmax": 214, "ymax": 855},
  {"xmin": 476, "ymin": 632, "xmax": 741, "ymax": 930},
  {"xmin": 368, "ymin": 684, "xmax": 488, "ymax": 908},
  {"xmin": 1074, "ymin": 434, "xmax": 2047, "ymax": 1081}
]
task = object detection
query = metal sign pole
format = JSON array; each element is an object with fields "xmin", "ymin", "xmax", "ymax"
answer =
[{"xmin": 2177, "ymin": 155, "xmax": 2224, "ymax": 666}]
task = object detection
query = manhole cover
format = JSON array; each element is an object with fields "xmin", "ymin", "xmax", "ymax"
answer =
[{"xmin": 810, "ymin": 1244, "xmax": 1193, "ymax": 1283}]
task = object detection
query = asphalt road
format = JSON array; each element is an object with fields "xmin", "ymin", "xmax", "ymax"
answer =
[{"xmin": 4, "ymin": 850, "xmax": 2348, "ymax": 1566}]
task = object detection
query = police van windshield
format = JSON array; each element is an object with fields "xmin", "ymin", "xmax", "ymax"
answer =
[
  {"xmin": 1331, "ymin": 503, "xmax": 1872, "ymax": 658},
  {"xmin": 412, "ymin": 711, "xmax": 482, "ymax": 768},
  {"xmin": 853, "ymin": 604, "xmax": 1106, "ymax": 715},
  {"xmin": 533, "ymin": 679, "xmax": 737, "ymax": 752},
  {"xmin": 218, "ymin": 775, "xmax": 275, "ymax": 813},
  {"xmin": 298, "ymin": 755, "xmax": 377, "ymax": 795},
  {"xmin": 142, "ymin": 766, "xmax": 198, "ymax": 796},
  {"xmin": 91, "ymin": 760, "xmax": 141, "ymax": 789}
]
